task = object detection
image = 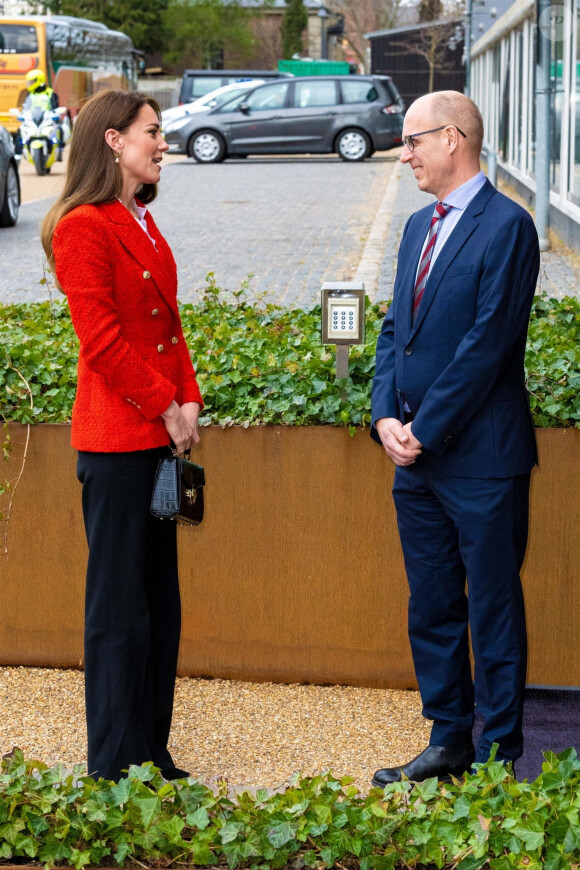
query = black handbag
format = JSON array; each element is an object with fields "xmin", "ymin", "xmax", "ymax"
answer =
[{"xmin": 150, "ymin": 456, "xmax": 205, "ymax": 525}]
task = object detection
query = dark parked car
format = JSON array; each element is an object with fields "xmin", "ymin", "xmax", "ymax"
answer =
[
  {"xmin": 0, "ymin": 125, "xmax": 20, "ymax": 227},
  {"xmin": 178, "ymin": 69, "xmax": 292, "ymax": 104},
  {"xmin": 164, "ymin": 75, "xmax": 404, "ymax": 163}
]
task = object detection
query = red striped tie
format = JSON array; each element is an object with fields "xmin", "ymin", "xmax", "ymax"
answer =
[{"xmin": 412, "ymin": 202, "xmax": 450, "ymax": 321}]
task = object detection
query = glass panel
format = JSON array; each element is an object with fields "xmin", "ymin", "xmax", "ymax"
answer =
[
  {"xmin": 386, "ymin": 79, "xmax": 402, "ymax": 103},
  {"xmin": 526, "ymin": 23, "xmax": 535, "ymax": 175},
  {"xmin": 0, "ymin": 24, "xmax": 39, "ymax": 54},
  {"xmin": 516, "ymin": 30, "xmax": 524, "ymax": 169},
  {"xmin": 47, "ymin": 20, "xmax": 133, "ymax": 65},
  {"xmin": 245, "ymin": 82, "xmax": 288, "ymax": 110},
  {"xmin": 499, "ymin": 41, "xmax": 510, "ymax": 161},
  {"xmin": 294, "ymin": 80, "xmax": 337, "ymax": 108},
  {"xmin": 211, "ymin": 85, "xmax": 253, "ymax": 107},
  {"xmin": 550, "ymin": 21, "xmax": 564, "ymax": 189},
  {"xmin": 569, "ymin": 4, "xmax": 580, "ymax": 204},
  {"xmin": 340, "ymin": 80, "xmax": 378, "ymax": 104},
  {"xmin": 220, "ymin": 81, "xmax": 289, "ymax": 113},
  {"xmin": 190, "ymin": 77, "xmax": 225, "ymax": 98},
  {"xmin": 531, "ymin": 28, "xmax": 537, "ymax": 176}
]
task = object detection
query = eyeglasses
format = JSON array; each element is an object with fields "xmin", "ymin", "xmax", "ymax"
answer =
[{"xmin": 403, "ymin": 125, "xmax": 467, "ymax": 152}]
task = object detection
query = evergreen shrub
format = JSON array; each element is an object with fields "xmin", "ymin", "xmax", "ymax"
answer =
[
  {"xmin": 1, "ymin": 747, "xmax": 580, "ymax": 869},
  {"xmin": 1, "ymin": 278, "xmax": 579, "ymax": 430}
]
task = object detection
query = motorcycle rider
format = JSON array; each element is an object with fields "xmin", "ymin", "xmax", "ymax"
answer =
[{"xmin": 21, "ymin": 70, "xmax": 64, "ymax": 161}]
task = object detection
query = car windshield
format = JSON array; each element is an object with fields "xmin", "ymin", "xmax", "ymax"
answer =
[
  {"xmin": 219, "ymin": 82, "xmax": 289, "ymax": 113},
  {"xmin": 217, "ymin": 83, "xmax": 262, "ymax": 106},
  {"xmin": 188, "ymin": 81, "xmax": 264, "ymax": 111}
]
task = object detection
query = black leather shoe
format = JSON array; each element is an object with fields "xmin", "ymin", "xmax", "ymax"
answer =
[
  {"xmin": 160, "ymin": 765, "xmax": 190, "ymax": 780},
  {"xmin": 372, "ymin": 743, "xmax": 475, "ymax": 787}
]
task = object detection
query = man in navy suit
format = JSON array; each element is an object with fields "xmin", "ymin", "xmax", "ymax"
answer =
[{"xmin": 371, "ymin": 90, "xmax": 540, "ymax": 786}]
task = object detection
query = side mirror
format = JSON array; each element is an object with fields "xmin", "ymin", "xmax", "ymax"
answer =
[
  {"xmin": 208, "ymin": 99, "xmax": 217, "ymax": 108},
  {"xmin": 239, "ymin": 102, "xmax": 250, "ymax": 115}
]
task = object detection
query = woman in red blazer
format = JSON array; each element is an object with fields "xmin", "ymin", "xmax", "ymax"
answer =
[{"xmin": 42, "ymin": 90, "xmax": 202, "ymax": 782}]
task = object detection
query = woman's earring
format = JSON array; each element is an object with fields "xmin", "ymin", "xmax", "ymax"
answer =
[{"xmin": 115, "ymin": 151, "xmax": 121, "ymax": 163}]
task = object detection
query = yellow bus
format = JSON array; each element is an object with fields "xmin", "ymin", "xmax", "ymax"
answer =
[{"xmin": 0, "ymin": 15, "xmax": 139, "ymax": 135}]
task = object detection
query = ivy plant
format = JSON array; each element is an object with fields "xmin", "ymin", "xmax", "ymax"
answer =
[
  {"xmin": 524, "ymin": 295, "xmax": 580, "ymax": 428},
  {"xmin": 1, "ymin": 277, "xmax": 579, "ymax": 430},
  {"xmin": 1, "ymin": 746, "xmax": 580, "ymax": 869}
]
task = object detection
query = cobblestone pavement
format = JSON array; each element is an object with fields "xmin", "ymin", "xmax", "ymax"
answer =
[
  {"xmin": 152, "ymin": 155, "xmax": 397, "ymax": 307},
  {"xmin": 0, "ymin": 150, "xmax": 578, "ymax": 306},
  {"xmin": 0, "ymin": 154, "xmax": 398, "ymax": 306}
]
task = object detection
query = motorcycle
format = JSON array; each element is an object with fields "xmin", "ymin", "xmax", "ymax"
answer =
[{"xmin": 16, "ymin": 107, "xmax": 71, "ymax": 176}]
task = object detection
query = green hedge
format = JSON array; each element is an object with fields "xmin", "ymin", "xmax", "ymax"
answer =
[
  {"xmin": 1, "ymin": 278, "xmax": 579, "ymax": 429},
  {"xmin": 1, "ymin": 747, "xmax": 580, "ymax": 869}
]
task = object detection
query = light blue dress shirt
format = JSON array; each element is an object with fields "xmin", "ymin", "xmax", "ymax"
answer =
[
  {"xmin": 417, "ymin": 170, "xmax": 487, "ymax": 278},
  {"xmin": 405, "ymin": 171, "xmax": 487, "ymax": 415}
]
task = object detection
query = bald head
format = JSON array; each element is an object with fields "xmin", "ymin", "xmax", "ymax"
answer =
[
  {"xmin": 401, "ymin": 90, "xmax": 485, "ymax": 200},
  {"xmin": 410, "ymin": 91, "xmax": 484, "ymax": 156}
]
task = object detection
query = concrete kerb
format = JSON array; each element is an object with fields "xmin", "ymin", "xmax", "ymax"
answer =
[{"xmin": 354, "ymin": 161, "xmax": 402, "ymax": 302}]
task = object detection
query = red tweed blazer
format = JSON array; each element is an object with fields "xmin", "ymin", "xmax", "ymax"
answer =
[{"xmin": 53, "ymin": 200, "xmax": 204, "ymax": 452}]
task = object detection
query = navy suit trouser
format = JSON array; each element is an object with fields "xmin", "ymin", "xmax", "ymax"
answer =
[
  {"xmin": 392, "ymin": 456, "xmax": 530, "ymax": 763},
  {"xmin": 77, "ymin": 447, "xmax": 181, "ymax": 782}
]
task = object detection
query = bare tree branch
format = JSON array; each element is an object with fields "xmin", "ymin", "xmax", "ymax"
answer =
[
  {"xmin": 328, "ymin": 0, "xmax": 406, "ymax": 71},
  {"xmin": 389, "ymin": 22, "xmax": 457, "ymax": 92}
]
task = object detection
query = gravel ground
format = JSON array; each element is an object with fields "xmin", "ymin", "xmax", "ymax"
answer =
[{"xmin": 0, "ymin": 666, "xmax": 430, "ymax": 793}]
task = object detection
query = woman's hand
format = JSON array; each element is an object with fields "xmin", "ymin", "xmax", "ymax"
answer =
[
  {"xmin": 180, "ymin": 402, "xmax": 201, "ymax": 446},
  {"xmin": 161, "ymin": 400, "xmax": 195, "ymax": 455}
]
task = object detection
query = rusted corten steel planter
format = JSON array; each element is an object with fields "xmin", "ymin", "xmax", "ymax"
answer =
[{"xmin": 1, "ymin": 424, "xmax": 579, "ymax": 688}]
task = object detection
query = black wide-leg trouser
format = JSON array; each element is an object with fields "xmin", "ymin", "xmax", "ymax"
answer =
[{"xmin": 77, "ymin": 447, "xmax": 180, "ymax": 782}]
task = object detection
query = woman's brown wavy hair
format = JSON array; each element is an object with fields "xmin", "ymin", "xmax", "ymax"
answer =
[{"xmin": 41, "ymin": 89, "xmax": 161, "ymax": 278}]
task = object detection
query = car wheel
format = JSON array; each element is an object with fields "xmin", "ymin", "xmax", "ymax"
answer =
[
  {"xmin": 188, "ymin": 130, "xmax": 226, "ymax": 163},
  {"xmin": 0, "ymin": 162, "xmax": 20, "ymax": 227},
  {"xmin": 336, "ymin": 128, "xmax": 372, "ymax": 162}
]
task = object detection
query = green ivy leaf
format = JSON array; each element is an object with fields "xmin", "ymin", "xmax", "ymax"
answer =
[
  {"xmin": 113, "ymin": 840, "xmax": 132, "ymax": 865},
  {"xmin": 456, "ymin": 856, "xmax": 489, "ymax": 870},
  {"xmin": 69, "ymin": 846, "xmax": 92, "ymax": 869},
  {"xmin": 219, "ymin": 820, "xmax": 244, "ymax": 844},
  {"xmin": 187, "ymin": 805, "xmax": 211, "ymax": 830},
  {"xmin": 266, "ymin": 818, "xmax": 296, "ymax": 848},
  {"xmin": 511, "ymin": 823, "xmax": 545, "ymax": 850},
  {"xmin": 38, "ymin": 833, "xmax": 73, "ymax": 864},
  {"xmin": 133, "ymin": 794, "xmax": 161, "ymax": 829}
]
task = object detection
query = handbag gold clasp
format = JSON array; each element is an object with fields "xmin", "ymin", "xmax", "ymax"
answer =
[{"xmin": 184, "ymin": 487, "xmax": 197, "ymax": 505}]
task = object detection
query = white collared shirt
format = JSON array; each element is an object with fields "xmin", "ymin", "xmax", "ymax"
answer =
[{"xmin": 119, "ymin": 198, "xmax": 157, "ymax": 249}]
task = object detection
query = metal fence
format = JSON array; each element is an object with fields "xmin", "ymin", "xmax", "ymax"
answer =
[{"xmin": 137, "ymin": 77, "xmax": 180, "ymax": 110}]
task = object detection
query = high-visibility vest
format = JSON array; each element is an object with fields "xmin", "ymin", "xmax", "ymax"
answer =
[{"xmin": 27, "ymin": 88, "xmax": 55, "ymax": 111}]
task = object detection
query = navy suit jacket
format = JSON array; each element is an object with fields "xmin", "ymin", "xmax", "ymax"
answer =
[{"xmin": 371, "ymin": 179, "xmax": 540, "ymax": 478}]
